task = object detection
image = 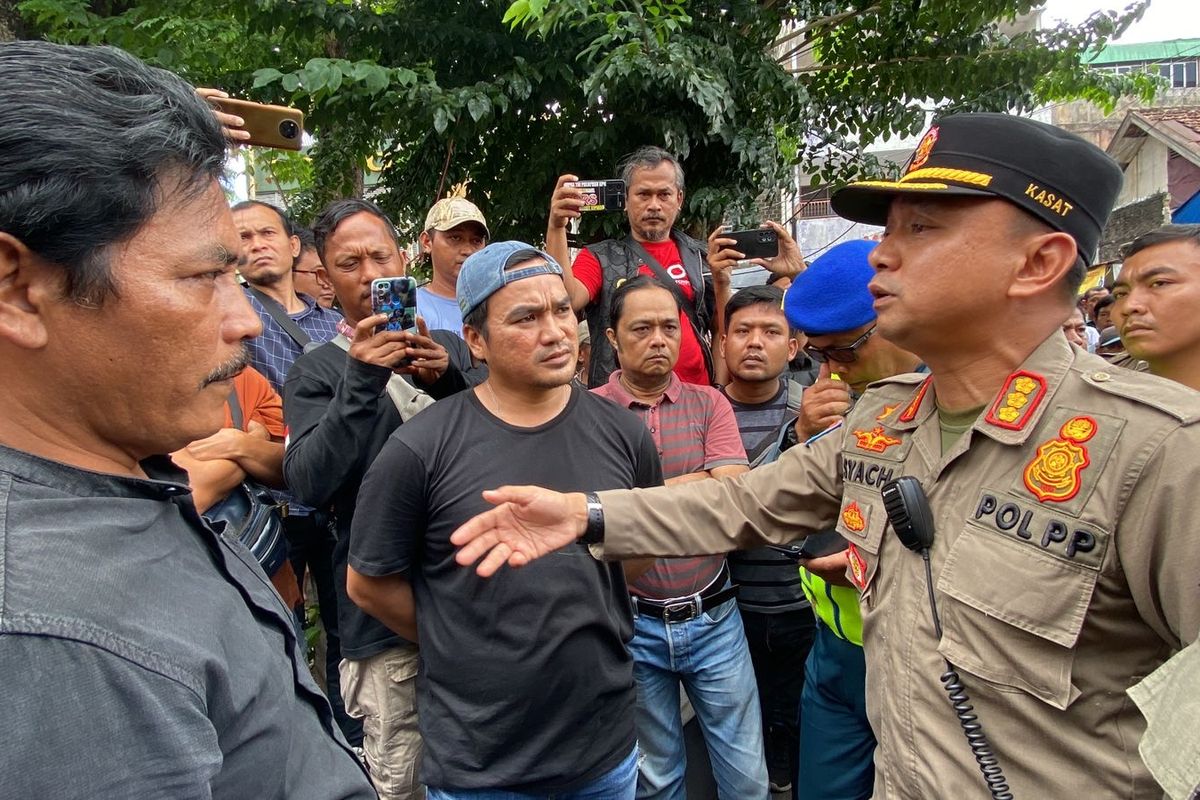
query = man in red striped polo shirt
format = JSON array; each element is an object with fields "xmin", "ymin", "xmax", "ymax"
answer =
[{"xmin": 592, "ymin": 275, "xmax": 767, "ymax": 799}]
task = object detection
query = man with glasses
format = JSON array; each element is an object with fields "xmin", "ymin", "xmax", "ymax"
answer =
[
  {"xmin": 782, "ymin": 240, "xmax": 919, "ymax": 800},
  {"xmin": 293, "ymin": 225, "xmax": 338, "ymax": 309}
]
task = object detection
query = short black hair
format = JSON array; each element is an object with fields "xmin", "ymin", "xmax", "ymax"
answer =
[
  {"xmin": 0, "ymin": 41, "xmax": 227, "ymax": 307},
  {"xmin": 462, "ymin": 300, "xmax": 488, "ymax": 341},
  {"xmin": 724, "ymin": 285, "xmax": 789, "ymax": 329},
  {"xmin": 609, "ymin": 275, "xmax": 681, "ymax": 329},
  {"xmin": 1092, "ymin": 294, "xmax": 1115, "ymax": 316},
  {"xmin": 293, "ymin": 225, "xmax": 317, "ymax": 255},
  {"xmin": 1122, "ymin": 224, "xmax": 1200, "ymax": 260},
  {"xmin": 231, "ymin": 200, "xmax": 293, "ymax": 236},
  {"xmin": 311, "ymin": 198, "xmax": 399, "ymax": 259}
]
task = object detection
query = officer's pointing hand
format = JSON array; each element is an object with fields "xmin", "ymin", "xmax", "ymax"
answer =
[
  {"xmin": 798, "ymin": 362, "xmax": 851, "ymax": 439},
  {"xmin": 452, "ymin": 486, "xmax": 587, "ymax": 577}
]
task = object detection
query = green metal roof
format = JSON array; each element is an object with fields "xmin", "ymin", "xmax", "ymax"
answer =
[{"xmin": 1085, "ymin": 38, "xmax": 1200, "ymax": 65}]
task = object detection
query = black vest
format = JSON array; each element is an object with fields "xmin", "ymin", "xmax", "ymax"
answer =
[{"xmin": 583, "ymin": 232, "xmax": 712, "ymax": 388}]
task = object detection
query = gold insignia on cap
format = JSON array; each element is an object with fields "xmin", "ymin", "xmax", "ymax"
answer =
[
  {"xmin": 902, "ymin": 167, "xmax": 993, "ymax": 187},
  {"xmin": 907, "ymin": 126, "xmax": 939, "ymax": 172},
  {"xmin": 1023, "ymin": 183, "xmax": 1074, "ymax": 217}
]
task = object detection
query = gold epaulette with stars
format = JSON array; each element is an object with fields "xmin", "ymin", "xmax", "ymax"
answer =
[{"xmin": 985, "ymin": 370, "xmax": 1047, "ymax": 430}]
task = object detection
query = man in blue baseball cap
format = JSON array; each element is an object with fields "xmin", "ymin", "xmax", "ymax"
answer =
[{"xmin": 347, "ymin": 242, "xmax": 664, "ymax": 799}]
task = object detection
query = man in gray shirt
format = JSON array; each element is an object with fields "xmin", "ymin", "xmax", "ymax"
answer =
[{"xmin": 0, "ymin": 41, "xmax": 375, "ymax": 799}]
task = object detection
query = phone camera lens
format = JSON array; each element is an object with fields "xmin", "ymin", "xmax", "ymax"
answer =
[{"xmin": 279, "ymin": 120, "xmax": 300, "ymax": 139}]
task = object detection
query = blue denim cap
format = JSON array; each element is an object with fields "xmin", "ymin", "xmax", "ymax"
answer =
[{"xmin": 457, "ymin": 240, "xmax": 564, "ymax": 320}]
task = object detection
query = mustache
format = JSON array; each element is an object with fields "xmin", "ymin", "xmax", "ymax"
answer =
[{"xmin": 201, "ymin": 347, "xmax": 251, "ymax": 388}]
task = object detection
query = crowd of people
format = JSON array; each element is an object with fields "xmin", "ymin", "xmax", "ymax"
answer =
[{"xmin": 2, "ymin": 38, "xmax": 1199, "ymax": 800}]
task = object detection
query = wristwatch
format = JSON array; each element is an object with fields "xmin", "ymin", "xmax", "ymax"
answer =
[{"xmin": 581, "ymin": 492, "xmax": 605, "ymax": 545}]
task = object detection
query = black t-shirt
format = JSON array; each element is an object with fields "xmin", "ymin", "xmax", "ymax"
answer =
[
  {"xmin": 282, "ymin": 333, "xmax": 471, "ymax": 659},
  {"xmin": 350, "ymin": 386, "xmax": 662, "ymax": 791}
]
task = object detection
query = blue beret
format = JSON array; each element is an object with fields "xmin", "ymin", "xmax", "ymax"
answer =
[{"xmin": 784, "ymin": 240, "xmax": 878, "ymax": 336}]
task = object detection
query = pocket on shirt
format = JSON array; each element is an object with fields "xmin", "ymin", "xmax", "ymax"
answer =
[
  {"xmin": 935, "ymin": 521, "xmax": 1100, "ymax": 709},
  {"xmin": 835, "ymin": 491, "xmax": 886, "ymax": 603}
]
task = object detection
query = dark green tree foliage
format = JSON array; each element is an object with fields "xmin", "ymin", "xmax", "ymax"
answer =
[{"xmin": 20, "ymin": 0, "xmax": 1158, "ymax": 243}]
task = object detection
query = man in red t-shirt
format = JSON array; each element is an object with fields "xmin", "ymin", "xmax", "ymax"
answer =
[{"xmin": 547, "ymin": 146, "xmax": 806, "ymax": 389}]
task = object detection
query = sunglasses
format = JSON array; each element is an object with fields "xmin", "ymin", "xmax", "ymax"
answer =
[{"xmin": 803, "ymin": 326, "xmax": 876, "ymax": 364}]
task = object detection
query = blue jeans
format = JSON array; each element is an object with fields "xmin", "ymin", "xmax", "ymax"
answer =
[
  {"xmin": 425, "ymin": 746, "xmax": 637, "ymax": 799},
  {"xmin": 630, "ymin": 592, "xmax": 769, "ymax": 800},
  {"xmin": 796, "ymin": 623, "xmax": 875, "ymax": 800}
]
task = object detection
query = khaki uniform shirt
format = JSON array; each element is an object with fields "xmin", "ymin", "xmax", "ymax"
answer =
[{"xmin": 598, "ymin": 333, "xmax": 1200, "ymax": 798}]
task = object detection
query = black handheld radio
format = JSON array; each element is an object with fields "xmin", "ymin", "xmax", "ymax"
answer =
[{"xmin": 880, "ymin": 476, "xmax": 1014, "ymax": 800}]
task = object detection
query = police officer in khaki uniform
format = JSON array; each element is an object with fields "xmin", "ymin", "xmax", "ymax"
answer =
[{"xmin": 451, "ymin": 113, "xmax": 1200, "ymax": 799}]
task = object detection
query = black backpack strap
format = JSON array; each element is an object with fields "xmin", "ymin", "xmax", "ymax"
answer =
[
  {"xmin": 227, "ymin": 388, "xmax": 244, "ymax": 431},
  {"xmin": 246, "ymin": 286, "xmax": 311, "ymax": 348},
  {"xmin": 622, "ymin": 236, "xmax": 715, "ymax": 383}
]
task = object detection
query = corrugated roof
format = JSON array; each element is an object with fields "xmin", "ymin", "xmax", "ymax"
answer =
[{"xmin": 1085, "ymin": 38, "xmax": 1200, "ymax": 65}]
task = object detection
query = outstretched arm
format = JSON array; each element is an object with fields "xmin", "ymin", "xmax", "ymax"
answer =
[{"xmin": 451, "ymin": 487, "xmax": 589, "ymax": 577}]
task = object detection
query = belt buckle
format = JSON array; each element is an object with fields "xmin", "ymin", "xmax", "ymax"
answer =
[{"xmin": 664, "ymin": 600, "xmax": 698, "ymax": 623}]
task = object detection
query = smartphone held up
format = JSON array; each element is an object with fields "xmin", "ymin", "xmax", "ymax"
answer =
[
  {"xmin": 371, "ymin": 277, "xmax": 419, "ymax": 334},
  {"xmin": 209, "ymin": 97, "xmax": 305, "ymax": 151},
  {"xmin": 566, "ymin": 179, "xmax": 626, "ymax": 212},
  {"xmin": 725, "ymin": 227, "xmax": 780, "ymax": 260}
]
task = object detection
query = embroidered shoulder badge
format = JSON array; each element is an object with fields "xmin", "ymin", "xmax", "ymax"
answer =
[
  {"xmin": 852, "ymin": 426, "xmax": 902, "ymax": 453},
  {"xmin": 985, "ymin": 370, "xmax": 1047, "ymax": 430},
  {"xmin": 1022, "ymin": 416, "xmax": 1098, "ymax": 503},
  {"xmin": 846, "ymin": 543, "xmax": 869, "ymax": 590},
  {"xmin": 907, "ymin": 126, "xmax": 939, "ymax": 173},
  {"xmin": 876, "ymin": 404, "xmax": 898, "ymax": 421},
  {"xmin": 898, "ymin": 377, "xmax": 933, "ymax": 423},
  {"xmin": 841, "ymin": 501, "xmax": 866, "ymax": 532}
]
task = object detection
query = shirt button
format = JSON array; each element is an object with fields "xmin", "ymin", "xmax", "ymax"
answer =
[
  {"xmin": 1093, "ymin": 371, "xmax": 1111, "ymax": 382},
  {"xmin": 650, "ymin": 427, "xmax": 657, "ymax": 433}
]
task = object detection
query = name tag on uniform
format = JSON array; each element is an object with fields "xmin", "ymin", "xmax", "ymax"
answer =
[{"xmin": 971, "ymin": 490, "xmax": 1109, "ymax": 570}]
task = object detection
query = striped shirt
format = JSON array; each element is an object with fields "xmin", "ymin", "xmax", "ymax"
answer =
[
  {"xmin": 593, "ymin": 371, "xmax": 746, "ymax": 598},
  {"xmin": 724, "ymin": 381, "xmax": 810, "ymax": 613}
]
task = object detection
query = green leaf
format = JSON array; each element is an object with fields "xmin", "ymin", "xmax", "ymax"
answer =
[
  {"xmin": 252, "ymin": 68, "xmax": 284, "ymax": 89},
  {"xmin": 467, "ymin": 95, "xmax": 491, "ymax": 122},
  {"xmin": 433, "ymin": 107, "xmax": 451, "ymax": 134}
]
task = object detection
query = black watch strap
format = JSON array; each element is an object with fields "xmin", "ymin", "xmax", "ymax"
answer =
[{"xmin": 581, "ymin": 492, "xmax": 605, "ymax": 545}]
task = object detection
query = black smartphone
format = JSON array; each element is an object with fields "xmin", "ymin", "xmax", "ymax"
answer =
[
  {"xmin": 207, "ymin": 97, "xmax": 305, "ymax": 151},
  {"xmin": 370, "ymin": 277, "xmax": 418, "ymax": 333},
  {"xmin": 726, "ymin": 227, "xmax": 779, "ymax": 260},
  {"xmin": 566, "ymin": 179, "xmax": 626, "ymax": 212}
]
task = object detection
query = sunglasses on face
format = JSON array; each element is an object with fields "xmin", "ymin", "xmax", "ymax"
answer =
[{"xmin": 803, "ymin": 326, "xmax": 876, "ymax": 364}]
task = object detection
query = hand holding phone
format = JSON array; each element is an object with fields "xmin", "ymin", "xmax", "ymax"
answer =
[
  {"xmin": 202, "ymin": 95, "xmax": 305, "ymax": 151},
  {"xmin": 725, "ymin": 227, "xmax": 780, "ymax": 260},
  {"xmin": 564, "ymin": 179, "xmax": 626, "ymax": 212},
  {"xmin": 371, "ymin": 277, "xmax": 419, "ymax": 333}
]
